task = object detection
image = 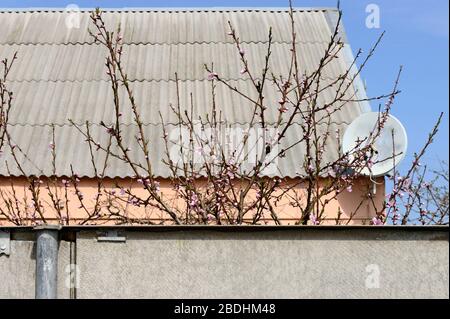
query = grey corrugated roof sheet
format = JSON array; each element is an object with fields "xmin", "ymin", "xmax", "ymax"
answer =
[
  {"xmin": 0, "ymin": 9, "xmax": 336, "ymax": 44},
  {"xmin": 0, "ymin": 8, "xmax": 369, "ymax": 178},
  {"xmin": 4, "ymin": 122, "xmax": 346, "ymax": 178},
  {"xmin": 2, "ymin": 43, "xmax": 349, "ymax": 82}
]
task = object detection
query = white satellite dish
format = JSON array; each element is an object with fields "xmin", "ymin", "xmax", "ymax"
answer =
[{"xmin": 342, "ymin": 112, "xmax": 408, "ymax": 177}]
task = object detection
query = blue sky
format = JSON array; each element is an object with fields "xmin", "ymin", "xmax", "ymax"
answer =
[{"xmin": 2, "ymin": 0, "xmax": 449, "ymax": 171}]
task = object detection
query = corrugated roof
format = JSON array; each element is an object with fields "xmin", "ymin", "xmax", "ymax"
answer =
[
  {"xmin": 0, "ymin": 8, "xmax": 369, "ymax": 178},
  {"xmin": 4, "ymin": 122, "xmax": 346, "ymax": 178},
  {"xmin": 7, "ymin": 79, "xmax": 359, "ymax": 126},
  {"xmin": 2, "ymin": 42, "xmax": 349, "ymax": 82},
  {"xmin": 0, "ymin": 9, "xmax": 336, "ymax": 45}
]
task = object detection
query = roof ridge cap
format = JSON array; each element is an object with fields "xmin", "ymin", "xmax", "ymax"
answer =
[{"xmin": 0, "ymin": 7, "xmax": 339, "ymax": 13}]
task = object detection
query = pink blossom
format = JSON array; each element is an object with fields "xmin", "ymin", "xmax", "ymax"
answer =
[
  {"xmin": 207, "ymin": 72, "xmax": 218, "ymax": 81},
  {"xmin": 49, "ymin": 143, "xmax": 55, "ymax": 150},
  {"xmin": 132, "ymin": 199, "xmax": 140, "ymax": 207},
  {"xmin": 346, "ymin": 185, "xmax": 353, "ymax": 193},
  {"xmin": 195, "ymin": 146, "xmax": 205, "ymax": 155},
  {"xmin": 386, "ymin": 199, "xmax": 396, "ymax": 208},
  {"xmin": 402, "ymin": 178, "xmax": 412, "ymax": 189},
  {"xmin": 119, "ymin": 188, "xmax": 126, "ymax": 196},
  {"xmin": 310, "ymin": 213, "xmax": 319, "ymax": 225},
  {"xmin": 392, "ymin": 213, "xmax": 400, "ymax": 222},
  {"xmin": 371, "ymin": 217, "xmax": 384, "ymax": 226},
  {"xmin": 335, "ymin": 129, "xmax": 340, "ymax": 139},
  {"xmin": 189, "ymin": 193, "xmax": 199, "ymax": 208},
  {"xmin": 239, "ymin": 49, "xmax": 245, "ymax": 56},
  {"xmin": 153, "ymin": 181, "xmax": 160, "ymax": 192},
  {"xmin": 240, "ymin": 68, "xmax": 247, "ymax": 75},
  {"xmin": 278, "ymin": 105, "xmax": 288, "ymax": 113}
]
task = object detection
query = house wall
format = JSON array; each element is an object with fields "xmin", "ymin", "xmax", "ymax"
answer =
[
  {"xmin": 0, "ymin": 226, "xmax": 448, "ymax": 299},
  {"xmin": 0, "ymin": 176, "xmax": 385, "ymax": 225},
  {"xmin": 0, "ymin": 231, "xmax": 71, "ymax": 299}
]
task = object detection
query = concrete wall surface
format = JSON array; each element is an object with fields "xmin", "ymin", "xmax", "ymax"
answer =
[
  {"xmin": 0, "ymin": 232, "xmax": 71, "ymax": 299},
  {"xmin": 0, "ymin": 226, "xmax": 448, "ymax": 299},
  {"xmin": 75, "ymin": 227, "xmax": 449, "ymax": 299}
]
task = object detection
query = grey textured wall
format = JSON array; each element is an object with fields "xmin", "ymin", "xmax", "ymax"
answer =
[
  {"xmin": 0, "ymin": 240, "xmax": 35, "ymax": 299},
  {"xmin": 75, "ymin": 228, "xmax": 449, "ymax": 299},
  {"xmin": 0, "ymin": 227, "xmax": 448, "ymax": 299},
  {"xmin": 0, "ymin": 234, "xmax": 71, "ymax": 299}
]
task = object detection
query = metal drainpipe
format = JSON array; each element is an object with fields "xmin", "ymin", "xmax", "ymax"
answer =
[{"xmin": 35, "ymin": 225, "xmax": 61, "ymax": 299}]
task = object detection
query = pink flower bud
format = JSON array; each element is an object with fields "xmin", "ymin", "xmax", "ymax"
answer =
[
  {"xmin": 310, "ymin": 213, "xmax": 319, "ymax": 225},
  {"xmin": 278, "ymin": 105, "xmax": 288, "ymax": 113},
  {"xmin": 371, "ymin": 217, "xmax": 384, "ymax": 226},
  {"xmin": 207, "ymin": 72, "xmax": 218, "ymax": 81}
]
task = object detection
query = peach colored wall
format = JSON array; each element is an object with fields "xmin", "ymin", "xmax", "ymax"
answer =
[{"xmin": 0, "ymin": 176, "xmax": 385, "ymax": 225}]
